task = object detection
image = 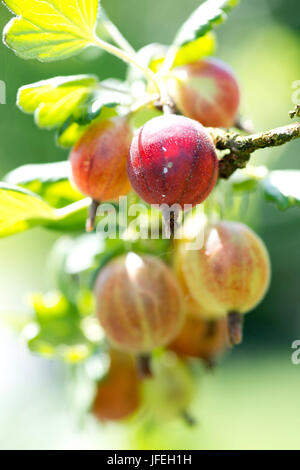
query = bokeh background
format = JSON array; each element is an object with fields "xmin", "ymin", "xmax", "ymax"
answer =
[{"xmin": 0, "ymin": 0, "xmax": 300, "ymax": 450}]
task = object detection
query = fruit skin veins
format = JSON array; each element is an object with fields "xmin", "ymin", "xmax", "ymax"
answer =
[
  {"xmin": 167, "ymin": 58, "xmax": 240, "ymax": 128},
  {"xmin": 175, "ymin": 221, "xmax": 271, "ymax": 319},
  {"xmin": 92, "ymin": 349, "xmax": 141, "ymax": 422},
  {"xmin": 69, "ymin": 117, "xmax": 132, "ymax": 202},
  {"xmin": 95, "ymin": 252, "xmax": 185, "ymax": 354},
  {"xmin": 127, "ymin": 114, "xmax": 218, "ymax": 209}
]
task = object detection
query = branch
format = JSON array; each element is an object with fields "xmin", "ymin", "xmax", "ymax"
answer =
[
  {"xmin": 289, "ymin": 104, "xmax": 300, "ymax": 119},
  {"xmin": 208, "ymin": 122, "xmax": 300, "ymax": 179}
]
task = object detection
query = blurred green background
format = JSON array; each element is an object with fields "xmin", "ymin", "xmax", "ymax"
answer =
[{"xmin": 0, "ymin": 0, "xmax": 300, "ymax": 450}]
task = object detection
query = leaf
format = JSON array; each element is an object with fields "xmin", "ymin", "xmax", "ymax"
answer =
[
  {"xmin": 262, "ymin": 170, "xmax": 300, "ymax": 210},
  {"xmin": 5, "ymin": 161, "xmax": 83, "ymax": 207},
  {"xmin": 17, "ymin": 75, "xmax": 99, "ymax": 129},
  {"xmin": 150, "ymin": 34, "xmax": 216, "ymax": 71},
  {"xmin": 230, "ymin": 166, "xmax": 268, "ymax": 193},
  {"xmin": 55, "ymin": 102, "xmax": 120, "ymax": 148},
  {"xmin": 56, "ymin": 120, "xmax": 90, "ymax": 148},
  {"xmin": 174, "ymin": 0, "xmax": 239, "ymax": 47},
  {"xmin": 48, "ymin": 234, "xmax": 108, "ymax": 302},
  {"xmin": 0, "ymin": 182, "xmax": 91, "ymax": 237},
  {"xmin": 3, "ymin": 0, "xmax": 99, "ymax": 62},
  {"xmin": 0, "ymin": 183, "xmax": 56, "ymax": 237},
  {"xmin": 72, "ymin": 79, "xmax": 130, "ymax": 125},
  {"xmin": 25, "ymin": 292, "xmax": 96, "ymax": 363},
  {"xmin": 172, "ymin": 32, "xmax": 216, "ymax": 68},
  {"xmin": 17, "ymin": 75, "xmax": 129, "ymax": 147},
  {"xmin": 46, "ymin": 198, "xmax": 91, "ymax": 231}
]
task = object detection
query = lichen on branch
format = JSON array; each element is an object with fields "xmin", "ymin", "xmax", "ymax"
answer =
[{"xmin": 208, "ymin": 121, "xmax": 300, "ymax": 179}]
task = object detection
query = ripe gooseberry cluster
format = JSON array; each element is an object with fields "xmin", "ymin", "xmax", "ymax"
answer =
[
  {"xmin": 69, "ymin": 58, "xmax": 239, "ymax": 230},
  {"xmin": 4, "ymin": 0, "xmax": 299, "ymax": 431},
  {"xmin": 68, "ymin": 58, "xmax": 271, "ymax": 423}
]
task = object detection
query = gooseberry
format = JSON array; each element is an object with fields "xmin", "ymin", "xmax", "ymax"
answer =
[
  {"xmin": 167, "ymin": 58, "xmax": 240, "ymax": 128},
  {"xmin": 169, "ymin": 307, "xmax": 228, "ymax": 366},
  {"xmin": 95, "ymin": 252, "xmax": 185, "ymax": 355},
  {"xmin": 69, "ymin": 117, "xmax": 132, "ymax": 202},
  {"xmin": 92, "ymin": 349, "xmax": 141, "ymax": 422},
  {"xmin": 127, "ymin": 114, "xmax": 218, "ymax": 209},
  {"xmin": 175, "ymin": 221, "xmax": 271, "ymax": 344}
]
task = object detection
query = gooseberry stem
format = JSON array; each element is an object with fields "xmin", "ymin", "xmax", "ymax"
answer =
[
  {"xmin": 159, "ymin": 45, "xmax": 178, "ymax": 75},
  {"xmin": 227, "ymin": 311, "xmax": 243, "ymax": 346},
  {"xmin": 130, "ymin": 93, "xmax": 160, "ymax": 113},
  {"xmin": 86, "ymin": 199, "xmax": 100, "ymax": 233},
  {"xmin": 181, "ymin": 410, "xmax": 196, "ymax": 427},
  {"xmin": 137, "ymin": 354, "xmax": 152, "ymax": 379},
  {"xmin": 101, "ymin": 11, "xmax": 137, "ymax": 55},
  {"xmin": 162, "ymin": 207, "xmax": 180, "ymax": 239},
  {"xmin": 93, "ymin": 36, "xmax": 160, "ymax": 94}
]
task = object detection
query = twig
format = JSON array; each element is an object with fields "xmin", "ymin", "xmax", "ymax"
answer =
[
  {"xmin": 289, "ymin": 104, "xmax": 300, "ymax": 119},
  {"xmin": 208, "ymin": 122, "xmax": 300, "ymax": 179}
]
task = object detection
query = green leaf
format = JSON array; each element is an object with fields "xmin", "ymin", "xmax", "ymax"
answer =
[
  {"xmin": 48, "ymin": 234, "xmax": 108, "ymax": 302},
  {"xmin": 71, "ymin": 79, "xmax": 131, "ymax": 125},
  {"xmin": 25, "ymin": 292, "xmax": 96, "ymax": 362},
  {"xmin": 262, "ymin": 170, "xmax": 300, "ymax": 210},
  {"xmin": 48, "ymin": 233, "xmax": 127, "ymax": 295},
  {"xmin": 3, "ymin": 0, "xmax": 99, "ymax": 62},
  {"xmin": 230, "ymin": 166, "xmax": 268, "ymax": 193},
  {"xmin": 0, "ymin": 182, "xmax": 91, "ymax": 237},
  {"xmin": 17, "ymin": 75, "xmax": 99, "ymax": 129},
  {"xmin": 172, "ymin": 32, "xmax": 216, "ymax": 67},
  {"xmin": 0, "ymin": 182, "xmax": 56, "ymax": 237},
  {"xmin": 5, "ymin": 161, "xmax": 83, "ymax": 208},
  {"xmin": 46, "ymin": 198, "xmax": 91, "ymax": 231},
  {"xmin": 56, "ymin": 103, "xmax": 119, "ymax": 148},
  {"xmin": 149, "ymin": 34, "xmax": 216, "ymax": 71},
  {"xmin": 174, "ymin": 0, "xmax": 239, "ymax": 47},
  {"xmin": 17, "ymin": 75, "xmax": 130, "ymax": 147}
]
